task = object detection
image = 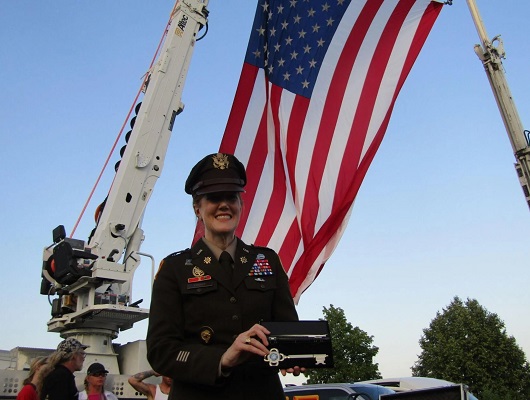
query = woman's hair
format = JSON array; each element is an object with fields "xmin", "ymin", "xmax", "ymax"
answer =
[
  {"xmin": 23, "ymin": 356, "xmax": 49, "ymax": 395},
  {"xmin": 192, "ymin": 193, "xmax": 205, "ymax": 208},
  {"xmin": 84, "ymin": 373, "xmax": 105, "ymax": 394}
]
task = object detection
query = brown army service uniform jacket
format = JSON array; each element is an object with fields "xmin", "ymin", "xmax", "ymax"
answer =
[{"xmin": 147, "ymin": 237, "xmax": 298, "ymax": 400}]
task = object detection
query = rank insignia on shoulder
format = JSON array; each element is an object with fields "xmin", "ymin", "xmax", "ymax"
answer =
[
  {"xmin": 185, "ymin": 259, "xmax": 193, "ymax": 266},
  {"xmin": 154, "ymin": 260, "xmax": 165, "ymax": 280},
  {"xmin": 167, "ymin": 248, "xmax": 190, "ymax": 258},
  {"xmin": 204, "ymin": 256, "xmax": 212, "ymax": 264},
  {"xmin": 200, "ymin": 326, "xmax": 214, "ymax": 344},
  {"xmin": 240, "ymin": 256, "xmax": 248, "ymax": 264}
]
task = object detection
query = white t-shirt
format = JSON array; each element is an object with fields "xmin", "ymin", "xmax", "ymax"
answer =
[{"xmin": 78, "ymin": 389, "xmax": 119, "ymax": 400}]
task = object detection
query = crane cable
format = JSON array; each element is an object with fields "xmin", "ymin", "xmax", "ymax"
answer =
[{"xmin": 69, "ymin": 14, "xmax": 174, "ymax": 238}]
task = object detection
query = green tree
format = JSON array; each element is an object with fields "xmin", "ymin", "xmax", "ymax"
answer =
[
  {"xmin": 305, "ymin": 304, "xmax": 381, "ymax": 384},
  {"xmin": 412, "ymin": 296, "xmax": 530, "ymax": 399}
]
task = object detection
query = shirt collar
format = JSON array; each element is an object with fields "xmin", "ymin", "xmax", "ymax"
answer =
[{"xmin": 201, "ymin": 237, "xmax": 237, "ymax": 261}]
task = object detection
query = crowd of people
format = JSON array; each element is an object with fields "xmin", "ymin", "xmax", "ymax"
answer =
[
  {"xmin": 20, "ymin": 153, "xmax": 300, "ymax": 400},
  {"xmin": 17, "ymin": 338, "xmax": 170, "ymax": 400}
]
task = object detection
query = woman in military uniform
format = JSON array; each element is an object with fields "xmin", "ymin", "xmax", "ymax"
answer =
[{"xmin": 147, "ymin": 153, "xmax": 299, "ymax": 400}]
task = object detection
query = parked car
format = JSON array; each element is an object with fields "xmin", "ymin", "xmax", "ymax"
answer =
[
  {"xmin": 359, "ymin": 377, "xmax": 478, "ymax": 399},
  {"xmin": 284, "ymin": 382, "xmax": 396, "ymax": 400}
]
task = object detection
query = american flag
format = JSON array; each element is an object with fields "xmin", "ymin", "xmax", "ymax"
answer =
[{"xmin": 218, "ymin": 0, "xmax": 443, "ymax": 302}]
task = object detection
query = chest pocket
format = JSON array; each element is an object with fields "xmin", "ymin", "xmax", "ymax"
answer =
[
  {"xmin": 183, "ymin": 280, "xmax": 218, "ymax": 295},
  {"xmin": 244, "ymin": 276, "xmax": 277, "ymax": 292}
]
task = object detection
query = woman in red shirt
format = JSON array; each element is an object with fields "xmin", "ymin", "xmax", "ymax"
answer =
[{"xmin": 17, "ymin": 356, "xmax": 48, "ymax": 400}]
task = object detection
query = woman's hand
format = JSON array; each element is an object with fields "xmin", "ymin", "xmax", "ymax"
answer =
[{"xmin": 220, "ymin": 324, "xmax": 271, "ymax": 369}]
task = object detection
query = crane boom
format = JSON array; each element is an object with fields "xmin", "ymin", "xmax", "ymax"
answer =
[
  {"xmin": 467, "ymin": 0, "xmax": 530, "ymax": 209},
  {"xmin": 39, "ymin": 0, "xmax": 209, "ymax": 373}
]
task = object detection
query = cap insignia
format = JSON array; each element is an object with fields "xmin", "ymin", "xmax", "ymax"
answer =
[{"xmin": 212, "ymin": 153, "xmax": 229, "ymax": 170}]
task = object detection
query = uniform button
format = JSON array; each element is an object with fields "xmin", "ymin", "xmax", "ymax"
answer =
[
  {"xmin": 230, "ymin": 297, "xmax": 237, "ymax": 303},
  {"xmin": 260, "ymin": 284, "xmax": 265, "ymax": 289},
  {"xmin": 197, "ymin": 288, "xmax": 203, "ymax": 293},
  {"xmin": 232, "ymin": 315, "xmax": 239, "ymax": 321}
]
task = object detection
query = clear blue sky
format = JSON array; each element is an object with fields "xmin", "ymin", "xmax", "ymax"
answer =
[{"xmin": 1, "ymin": 1, "xmax": 529, "ymax": 380}]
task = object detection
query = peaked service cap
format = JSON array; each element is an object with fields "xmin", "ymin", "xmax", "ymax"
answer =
[{"xmin": 185, "ymin": 153, "xmax": 246, "ymax": 196}]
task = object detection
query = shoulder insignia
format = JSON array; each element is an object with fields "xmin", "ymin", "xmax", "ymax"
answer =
[
  {"xmin": 154, "ymin": 259, "xmax": 165, "ymax": 280},
  {"xmin": 250, "ymin": 244, "xmax": 275, "ymax": 252},
  {"xmin": 166, "ymin": 248, "xmax": 191, "ymax": 259},
  {"xmin": 250, "ymin": 243, "xmax": 272, "ymax": 250}
]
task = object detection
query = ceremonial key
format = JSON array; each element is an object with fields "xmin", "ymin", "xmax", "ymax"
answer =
[{"xmin": 264, "ymin": 348, "xmax": 328, "ymax": 367}]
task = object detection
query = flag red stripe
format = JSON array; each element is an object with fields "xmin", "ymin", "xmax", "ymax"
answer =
[
  {"xmin": 253, "ymin": 84, "xmax": 288, "ymax": 245},
  {"xmin": 221, "ymin": 63, "xmax": 258, "ymax": 152},
  {"xmin": 285, "ymin": 96, "xmax": 310, "ymax": 201},
  {"xmin": 236, "ymin": 101, "xmax": 269, "ymax": 235}
]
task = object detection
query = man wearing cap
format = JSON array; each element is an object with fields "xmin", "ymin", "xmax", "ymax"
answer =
[
  {"xmin": 147, "ymin": 153, "xmax": 299, "ymax": 400},
  {"xmin": 41, "ymin": 337, "xmax": 88, "ymax": 400}
]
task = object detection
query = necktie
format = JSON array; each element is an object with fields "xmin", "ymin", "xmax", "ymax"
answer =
[{"xmin": 219, "ymin": 251, "xmax": 233, "ymax": 278}]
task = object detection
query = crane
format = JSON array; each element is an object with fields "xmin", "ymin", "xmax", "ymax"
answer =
[
  {"xmin": 38, "ymin": 0, "xmax": 209, "ymax": 373},
  {"xmin": 466, "ymin": 0, "xmax": 530, "ymax": 209}
]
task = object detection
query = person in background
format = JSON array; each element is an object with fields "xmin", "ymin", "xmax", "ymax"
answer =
[
  {"xmin": 41, "ymin": 337, "xmax": 88, "ymax": 400},
  {"xmin": 147, "ymin": 152, "xmax": 300, "ymax": 400},
  {"xmin": 16, "ymin": 356, "xmax": 49, "ymax": 400},
  {"xmin": 128, "ymin": 369, "xmax": 172, "ymax": 400},
  {"xmin": 78, "ymin": 362, "xmax": 118, "ymax": 400}
]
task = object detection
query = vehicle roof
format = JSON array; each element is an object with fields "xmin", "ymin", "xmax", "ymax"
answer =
[
  {"xmin": 358, "ymin": 377, "xmax": 456, "ymax": 392},
  {"xmin": 284, "ymin": 382, "xmax": 392, "ymax": 389},
  {"xmin": 284, "ymin": 382, "xmax": 395, "ymax": 399}
]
